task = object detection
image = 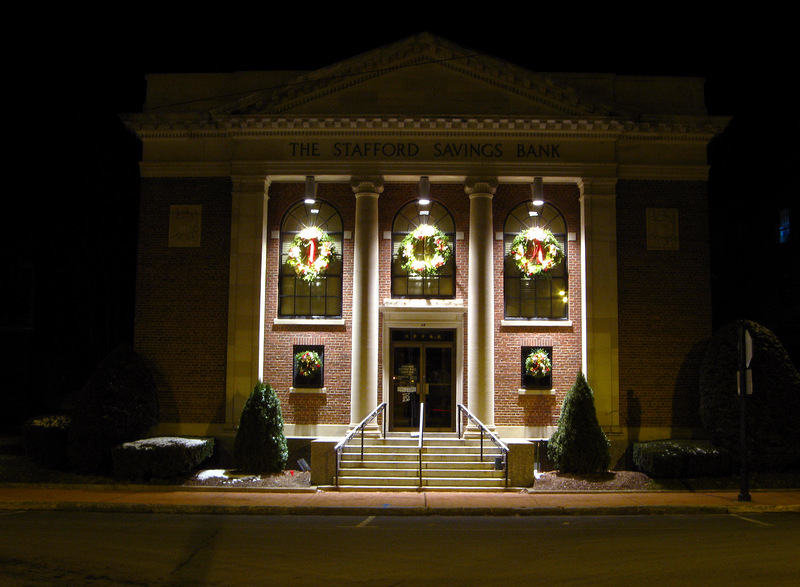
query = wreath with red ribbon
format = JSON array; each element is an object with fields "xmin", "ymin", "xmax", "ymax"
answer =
[
  {"xmin": 400, "ymin": 224, "xmax": 453, "ymax": 276},
  {"xmin": 287, "ymin": 227, "xmax": 336, "ymax": 282},
  {"xmin": 510, "ymin": 227, "xmax": 564, "ymax": 278}
]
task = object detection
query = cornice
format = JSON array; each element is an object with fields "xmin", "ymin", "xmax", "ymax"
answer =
[
  {"xmin": 124, "ymin": 115, "xmax": 727, "ymax": 141},
  {"xmin": 210, "ymin": 32, "xmax": 620, "ymax": 118}
]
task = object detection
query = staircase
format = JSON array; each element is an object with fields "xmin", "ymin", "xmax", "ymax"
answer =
[{"xmin": 332, "ymin": 432, "xmax": 508, "ymax": 491}]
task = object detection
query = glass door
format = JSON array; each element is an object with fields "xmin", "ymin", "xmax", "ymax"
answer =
[{"xmin": 390, "ymin": 329, "xmax": 455, "ymax": 431}]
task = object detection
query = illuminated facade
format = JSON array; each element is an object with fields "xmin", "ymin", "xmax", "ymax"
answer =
[{"xmin": 124, "ymin": 34, "xmax": 729, "ymax": 456}]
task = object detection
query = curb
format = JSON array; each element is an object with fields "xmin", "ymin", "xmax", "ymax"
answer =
[{"xmin": 4, "ymin": 499, "xmax": 798, "ymax": 517}]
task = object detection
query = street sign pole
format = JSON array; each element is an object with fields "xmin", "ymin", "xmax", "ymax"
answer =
[{"xmin": 737, "ymin": 322, "xmax": 752, "ymax": 502}]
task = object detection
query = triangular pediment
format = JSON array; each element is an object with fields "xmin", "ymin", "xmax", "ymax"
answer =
[{"xmin": 212, "ymin": 33, "xmax": 624, "ymax": 118}]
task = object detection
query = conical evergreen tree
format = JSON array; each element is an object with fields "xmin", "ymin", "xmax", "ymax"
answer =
[
  {"xmin": 547, "ymin": 371, "xmax": 610, "ymax": 474},
  {"xmin": 233, "ymin": 382, "xmax": 288, "ymax": 473}
]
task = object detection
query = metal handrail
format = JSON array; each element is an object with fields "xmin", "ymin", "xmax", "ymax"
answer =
[
  {"xmin": 456, "ymin": 404, "xmax": 509, "ymax": 487},
  {"xmin": 417, "ymin": 402, "xmax": 425, "ymax": 488},
  {"xmin": 334, "ymin": 402, "xmax": 387, "ymax": 487}
]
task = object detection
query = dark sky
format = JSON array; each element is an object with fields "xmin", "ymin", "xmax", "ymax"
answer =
[{"xmin": 8, "ymin": 9, "xmax": 793, "ymax": 118}]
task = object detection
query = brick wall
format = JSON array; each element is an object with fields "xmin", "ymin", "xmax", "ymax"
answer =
[
  {"xmin": 263, "ymin": 180, "xmax": 582, "ymax": 429},
  {"xmin": 265, "ymin": 182, "xmax": 355, "ymax": 426},
  {"xmin": 134, "ymin": 178, "xmax": 231, "ymax": 423},
  {"xmin": 617, "ymin": 180, "xmax": 711, "ymax": 430},
  {"xmin": 493, "ymin": 183, "xmax": 583, "ymax": 427}
]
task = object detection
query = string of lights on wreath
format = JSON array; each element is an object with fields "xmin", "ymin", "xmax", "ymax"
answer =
[
  {"xmin": 287, "ymin": 226, "xmax": 336, "ymax": 282},
  {"xmin": 400, "ymin": 224, "xmax": 453, "ymax": 276},
  {"xmin": 525, "ymin": 348, "xmax": 552, "ymax": 378},
  {"xmin": 510, "ymin": 226, "xmax": 564, "ymax": 277},
  {"xmin": 295, "ymin": 350, "xmax": 322, "ymax": 378}
]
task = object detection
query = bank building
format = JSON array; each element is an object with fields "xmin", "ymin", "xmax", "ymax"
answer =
[{"xmin": 123, "ymin": 33, "xmax": 729, "ymax": 488}]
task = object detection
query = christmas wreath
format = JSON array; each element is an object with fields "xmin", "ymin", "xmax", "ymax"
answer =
[
  {"xmin": 295, "ymin": 350, "xmax": 322, "ymax": 378},
  {"xmin": 287, "ymin": 227, "xmax": 336, "ymax": 282},
  {"xmin": 400, "ymin": 224, "xmax": 453, "ymax": 276},
  {"xmin": 510, "ymin": 227, "xmax": 564, "ymax": 278},
  {"xmin": 525, "ymin": 348, "xmax": 552, "ymax": 379}
]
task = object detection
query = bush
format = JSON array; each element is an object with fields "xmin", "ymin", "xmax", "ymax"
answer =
[
  {"xmin": 633, "ymin": 439, "xmax": 732, "ymax": 478},
  {"xmin": 66, "ymin": 345, "xmax": 159, "ymax": 473},
  {"xmin": 233, "ymin": 382, "xmax": 288, "ymax": 473},
  {"xmin": 547, "ymin": 371, "xmax": 610, "ymax": 474},
  {"xmin": 22, "ymin": 414, "xmax": 72, "ymax": 469},
  {"xmin": 699, "ymin": 320, "xmax": 800, "ymax": 471},
  {"xmin": 111, "ymin": 437, "xmax": 215, "ymax": 480}
]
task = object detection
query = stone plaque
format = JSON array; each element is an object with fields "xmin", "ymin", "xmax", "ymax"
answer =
[
  {"xmin": 168, "ymin": 205, "xmax": 202, "ymax": 247},
  {"xmin": 646, "ymin": 208, "xmax": 679, "ymax": 250}
]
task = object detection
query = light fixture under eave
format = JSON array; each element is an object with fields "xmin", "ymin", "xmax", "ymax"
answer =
[
  {"xmin": 305, "ymin": 176, "xmax": 316, "ymax": 204},
  {"xmin": 419, "ymin": 175, "xmax": 430, "ymax": 205},
  {"xmin": 532, "ymin": 177, "xmax": 544, "ymax": 206}
]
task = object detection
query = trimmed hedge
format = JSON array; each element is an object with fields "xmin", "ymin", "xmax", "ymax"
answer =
[
  {"xmin": 633, "ymin": 439, "xmax": 732, "ymax": 478},
  {"xmin": 112, "ymin": 437, "xmax": 215, "ymax": 480},
  {"xmin": 23, "ymin": 414, "xmax": 72, "ymax": 469}
]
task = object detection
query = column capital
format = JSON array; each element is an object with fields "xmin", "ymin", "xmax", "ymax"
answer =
[
  {"xmin": 464, "ymin": 177, "xmax": 498, "ymax": 196},
  {"xmin": 578, "ymin": 177, "xmax": 617, "ymax": 198},
  {"xmin": 351, "ymin": 176, "xmax": 384, "ymax": 195}
]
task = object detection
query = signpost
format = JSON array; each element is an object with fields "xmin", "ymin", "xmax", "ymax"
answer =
[{"xmin": 737, "ymin": 322, "xmax": 753, "ymax": 502}]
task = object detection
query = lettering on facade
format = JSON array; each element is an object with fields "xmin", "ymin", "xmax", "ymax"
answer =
[{"xmin": 288, "ymin": 142, "xmax": 562, "ymax": 160}]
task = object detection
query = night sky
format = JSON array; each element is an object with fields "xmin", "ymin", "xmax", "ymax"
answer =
[{"xmin": 2, "ymin": 12, "xmax": 797, "ymax": 422}]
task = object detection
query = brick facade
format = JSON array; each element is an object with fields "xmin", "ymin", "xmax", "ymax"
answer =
[
  {"xmin": 262, "ymin": 180, "xmax": 583, "ymax": 429},
  {"xmin": 134, "ymin": 178, "xmax": 231, "ymax": 423},
  {"xmin": 617, "ymin": 180, "xmax": 711, "ymax": 430}
]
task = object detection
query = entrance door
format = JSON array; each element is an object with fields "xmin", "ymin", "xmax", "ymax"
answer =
[{"xmin": 390, "ymin": 329, "xmax": 455, "ymax": 431}]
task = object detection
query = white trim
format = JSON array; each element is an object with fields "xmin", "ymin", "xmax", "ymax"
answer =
[
  {"xmin": 290, "ymin": 387, "xmax": 327, "ymax": 394},
  {"xmin": 518, "ymin": 388, "xmax": 556, "ymax": 396},
  {"xmin": 501, "ymin": 319, "xmax": 573, "ymax": 328},
  {"xmin": 273, "ymin": 318, "xmax": 346, "ymax": 326}
]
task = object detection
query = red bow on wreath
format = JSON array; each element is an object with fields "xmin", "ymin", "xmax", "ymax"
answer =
[{"xmin": 306, "ymin": 237, "xmax": 316, "ymax": 264}]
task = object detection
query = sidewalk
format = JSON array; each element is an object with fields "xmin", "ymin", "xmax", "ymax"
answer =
[{"xmin": 2, "ymin": 484, "xmax": 800, "ymax": 516}]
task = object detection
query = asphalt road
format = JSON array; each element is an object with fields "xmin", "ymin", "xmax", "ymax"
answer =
[{"xmin": 1, "ymin": 511, "xmax": 799, "ymax": 585}]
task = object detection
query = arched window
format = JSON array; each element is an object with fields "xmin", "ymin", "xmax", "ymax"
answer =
[
  {"xmin": 279, "ymin": 199, "xmax": 343, "ymax": 318},
  {"xmin": 391, "ymin": 200, "xmax": 456, "ymax": 298},
  {"xmin": 504, "ymin": 201, "xmax": 568, "ymax": 320}
]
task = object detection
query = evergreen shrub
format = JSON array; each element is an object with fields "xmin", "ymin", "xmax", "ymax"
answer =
[
  {"xmin": 22, "ymin": 414, "xmax": 72, "ymax": 469},
  {"xmin": 233, "ymin": 382, "xmax": 288, "ymax": 473},
  {"xmin": 547, "ymin": 371, "xmax": 610, "ymax": 474},
  {"xmin": 633, "ymin": 439, "xmax": 732, "ymax": 478},
  {"xmin": 699, "ymin": 320, "xmax": 800, "ymax": 471},
  {"xmin": 111, "ymin": 437, "xmax": 215, "ymax": 479},
  {"xmin": 66, "ymin": 345, "xmax": 159, "ymax": 473}
]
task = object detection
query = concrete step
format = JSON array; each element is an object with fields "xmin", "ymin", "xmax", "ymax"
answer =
[
  {"xmin": 341, "ymin": 451, "xmax": 502, "ymax": 463},
  {"xmin": 339, "ymin": 466, "xmax": 504, "ymax": 477},
  {"xmin": 340, "ymin": 460, "xmax": 499, "ymax": 470},
  {"xmin": 336, "ymin": 475, "xmax": 506, "ymax": 488}
]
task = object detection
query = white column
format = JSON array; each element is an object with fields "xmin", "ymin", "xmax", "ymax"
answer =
[
  {"xmin": 225, "ymin": 176, "xmax": 269, "ymax": 427},
  {"xmin": 349, "ymin": 177, "xmax": 383, "ymax": 425},
  {"xmin": 466, "ymin": 177, "xmax": 497, "ymax": 426},
  {"xmin": 579, "ymin": 178, "xmax": 620, "ymax": 430}
]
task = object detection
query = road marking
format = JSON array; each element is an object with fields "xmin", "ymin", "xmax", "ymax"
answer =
[
  {"xmin": 731, "ymin": 514, "xmax": 773, "ymax": 526},
  {"xmin": 356, "ymin": 516, "xmax": 376, "ymax": 527}
]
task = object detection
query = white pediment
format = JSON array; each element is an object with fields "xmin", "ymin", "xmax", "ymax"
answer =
[{"xmin": 211, "ymin": 33, "xmax": 624, "ymax": 118}]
